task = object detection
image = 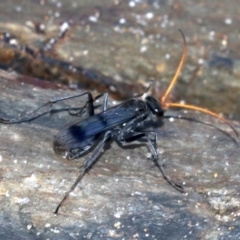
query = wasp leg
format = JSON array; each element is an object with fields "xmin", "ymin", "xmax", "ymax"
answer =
[
  {"xmin": 116, "ymin": 130, "xmax": 184, "ymax": 193},
  {"xmin": 0, "ymin": 91, "xmax": 97, "ymax": 124},
  {"xmin": 54, "ymin": 130, "xmax": 112, "ymax": 214}
]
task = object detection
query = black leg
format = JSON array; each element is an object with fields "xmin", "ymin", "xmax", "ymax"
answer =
[
  {"xmin": 115, "ymin": 130, "xmax": 184, "ymax": 193},
  {"xmin": 68, "ymin": 92, "xmax": 109, "ymax": 117},
  {"xmin": 0, "ymin": 91, "xmax": 95, "ymax": 124},
  {"xmin": 94, "ymin": 92, "xmax": 109, "ymax": 111},
  {"xmin": 54, "ymin": 130, "xmax": 112, "ymax": 214},
  {"xmin": 138, "ymin": 131, "xmax": 184, "ymax": 192}
]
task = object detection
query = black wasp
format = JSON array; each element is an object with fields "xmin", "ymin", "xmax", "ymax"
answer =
[{"xmin": 0, "ymin": 30, "xmax": 237, "ymax": 214}]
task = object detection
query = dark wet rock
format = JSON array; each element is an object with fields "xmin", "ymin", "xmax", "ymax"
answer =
[
  {"xmin": 208, "ymin": 54, "xmax": 234, "ymax": 73},
  {"xmin": 0, "ymin": 72, "xmax": 240, "ymax": 239},
  {"xmin": 0, "ymin": 1, "xmax": 240, "ymax": 119}
]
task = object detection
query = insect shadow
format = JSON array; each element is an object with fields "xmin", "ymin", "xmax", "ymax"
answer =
[{"xmin": 0, "ymin": 30, "xmax": 237, "ymax": 214}]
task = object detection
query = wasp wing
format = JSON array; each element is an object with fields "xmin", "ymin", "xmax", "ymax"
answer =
[{"xmin": 53, "ymin": 101, "xmax": 138, "ymax": 154}]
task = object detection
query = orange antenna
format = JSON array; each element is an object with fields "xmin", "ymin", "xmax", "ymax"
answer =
[
  {"xmin": 161, "ymin": 29, "xmax": 187, "ymax": 104},
  {"xmin": 160, "ymin": 30, "xmax": 238, "ymax": 137}
]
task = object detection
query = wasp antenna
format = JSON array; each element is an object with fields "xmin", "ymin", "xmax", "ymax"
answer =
[
  {"xmin": 161, "ymin": 29, "xmax": 187, "ymax": 104},
  {"xmin": 165, "ymin": 102, "xmax": 238, "ymax": 137},
  {"xmin": 132, "ymin": 78, "xmax": 155, "ymax": 99},
  {"xmin": 146, "ymin": 78, "xmax": 155, "ymax": 92}
]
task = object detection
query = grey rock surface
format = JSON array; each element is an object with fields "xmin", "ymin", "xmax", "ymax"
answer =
[{"xmin": 0, "ymin": 73, "xmax": 240, "ymax": 239}]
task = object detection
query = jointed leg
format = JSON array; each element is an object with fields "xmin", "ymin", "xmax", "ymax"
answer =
[
  {"xmin": 68, "ymin": 92, "xmax": 109, "ymax": 117},
  {"xmin": 0, "ymin": 91, "xmax": 96, "ymax": 123},
  {"xmin": 116, "ymin": 130, "xmax": 184, "ymax": 193},
  {"xmin": 54, "ymin": 130, "xmax": 112, "ymax": 214}
]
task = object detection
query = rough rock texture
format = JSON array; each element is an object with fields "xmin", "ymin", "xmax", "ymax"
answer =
[
  {"xmin": 0, "ymin": 73, "xmax": 239, "ymax": 239},
  {"xmin": 0, "ymin": 1, "xmax": 240, "ymax": 118}
]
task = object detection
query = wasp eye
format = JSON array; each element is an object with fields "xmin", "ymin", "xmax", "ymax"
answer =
[{"xmin": 145, "ymin": 96, "xmax": 164, "ymax": 117}]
